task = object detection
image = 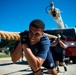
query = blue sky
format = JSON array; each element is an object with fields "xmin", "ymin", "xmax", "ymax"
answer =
[{"xmin": 0, "ymin": 0, "xmax": 76, "ymax": 32}]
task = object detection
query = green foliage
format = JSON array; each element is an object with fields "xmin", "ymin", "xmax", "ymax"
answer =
[
  {"xmin": 0, "ymin": 53, "xmax": 10, "ymax": 58},
  {"xmin": 0, "ymin": 39, "xmax": 15, "ymax": 48}
]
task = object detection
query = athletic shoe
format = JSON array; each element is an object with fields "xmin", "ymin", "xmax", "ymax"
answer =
[
  {"xmin": 64, "ymin": 66, "xmax": 67, "ymax": 71},
  {"xmin": 57, "ymin": 67, "xmax": 60, "ymax": 73}
]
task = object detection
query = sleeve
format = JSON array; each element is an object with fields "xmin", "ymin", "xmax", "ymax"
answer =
[{"xmin": 36, "ymin": 36, "xmax": 50, "ymax": 59}]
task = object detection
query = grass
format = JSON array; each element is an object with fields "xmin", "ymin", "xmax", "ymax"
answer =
[{"xmin": 0, "ymin": 53, "xmax": 10, "ymax": 58}]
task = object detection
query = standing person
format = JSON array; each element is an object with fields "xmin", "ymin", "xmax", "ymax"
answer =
[
  {"xmin": 10, "ymin": 19, "xmax": 57, "ymax": 75},
  {"xmin": 52, "ymin": 34, "xmax": 68, "ymax": 72}
]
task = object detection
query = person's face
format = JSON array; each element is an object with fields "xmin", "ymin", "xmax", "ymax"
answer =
[{"xmin": 28, "ymin": 26, "xmax": 43, "ymax": 45}]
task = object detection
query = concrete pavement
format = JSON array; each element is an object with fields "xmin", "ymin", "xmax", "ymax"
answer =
[{"xmin": 0, "ymin": 57, "xmax": 76, "ymax": 75}]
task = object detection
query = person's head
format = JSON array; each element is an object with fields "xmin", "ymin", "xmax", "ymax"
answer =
[
  {"xmin": 60, "ymin": 35, "xmax": 66, "ymax": 41},
  {"xmin": 28, "ymin": 19, "xmax": 45, "ymax": 45}
]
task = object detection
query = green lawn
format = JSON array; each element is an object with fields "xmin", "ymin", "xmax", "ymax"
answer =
[{"xmin": 0, "ymin": 53, "xmax": 10, "ymax": 58}]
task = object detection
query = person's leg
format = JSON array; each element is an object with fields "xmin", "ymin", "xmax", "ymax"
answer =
[
  {"xmin": 64, "ymin": 64, "xmax": 67, "ymax": 71},
  {"xmin": 42, "ymin": 51, "xmax": 57, "ymax": 75},
  {"xmin": 47, "ymin": 68, "xmax": 57, "ymax": 75},
  {"xmin": 55, "ymin": 61, "xmax": 60, "ymax": 72},
  {"xmin": 59, "ymin": 50, "xmax": 67, "ymax": 71},
  {"xmin": 60, "ymin": 61, "xmax": 67, "ymax": 71},
  {"xmin": 31, "ymin": 68, "xmax": 43, "ymax": 75},
  {"xmin": 55, "ymin": 61, "xmax": 59, "ymax": 66},
  {"xmin": 54, "ymin": 52, "xmax": 60, "ymax": 72}
]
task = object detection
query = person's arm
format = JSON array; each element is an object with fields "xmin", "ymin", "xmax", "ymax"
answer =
[
  {"xmin": 10, "ymin": 42, "xmax": 23, "ymax": 62},
  {"xmin": 22, "ymin": 44, "xmax": 44, "ymax": 72},
  {"xmin": 52, "ymin": 40, "xmax": 58, "ymax": 46},
  {"xmin": 58, "ymin": 40, "xmax": 67, "ymax": 49}
]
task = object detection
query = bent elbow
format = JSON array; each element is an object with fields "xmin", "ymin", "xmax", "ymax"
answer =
[
  {"xmin": 32, "ymin": 58, "xmax": 44, "ymax": 71},
  {"xmin": 11, "ymin": 58, "xmax": 17, "ymax": 63},
  {"xmin": 37, "ymin": 57, "xmax": 44, "ymax": 68},
  {"xmin": 64, "ymin": 45, "xmax": 68, "ymax": 49}
]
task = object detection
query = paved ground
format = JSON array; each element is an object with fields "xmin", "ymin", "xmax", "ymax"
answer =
[{"xmin": 0, "ymin": 57, "xmax": 76, "ymax": 75}]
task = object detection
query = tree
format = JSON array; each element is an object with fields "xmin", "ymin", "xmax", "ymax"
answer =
[{"xmin": 0, "ymin": 39, "xmax": 15, "ymax": 51}]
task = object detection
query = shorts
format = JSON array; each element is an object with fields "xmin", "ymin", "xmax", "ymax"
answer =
[
  {"xmin": 54, "ymin": 50, "xmax": 65, "ymax": 62},
  {"xmin": 42, "ymin": 51, "xmax": 55, "ymax": 69}
]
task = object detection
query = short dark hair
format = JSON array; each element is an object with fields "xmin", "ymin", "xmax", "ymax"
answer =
[
  {"xmin": 60, "ymin": 35, "xmax": 66, "ymax": 40},
  {"xmin": 29, "ymin": 19, "xmax": 45, "ymax": 31}
]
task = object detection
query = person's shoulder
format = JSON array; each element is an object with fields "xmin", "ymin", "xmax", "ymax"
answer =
[
  {"xmin": 40, "ymin": 34, "xmax": 50, "ymax": 45},
  {"xmin": 41, "ymin": 34, "xmax": 50, "ymax": 41}
]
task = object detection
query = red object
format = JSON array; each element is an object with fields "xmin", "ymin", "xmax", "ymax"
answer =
[{"xmin": 66, "ymin": 46, "xmax": 76, "ymax": 56}]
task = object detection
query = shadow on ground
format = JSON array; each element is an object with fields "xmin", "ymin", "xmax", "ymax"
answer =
[
  {"xmin": 2, "ymin": 68, "xmax": 50, "ymax": 75},
  {"xmin": 0, "ymin": 61, "xmax": 51, "ymax": 75},
  {"xmin": 2, "ymin": 68, "xmax": 33, "ymax": 75},
  {"xmin": 0, "ymin": 60, "xmax": 28, "ymax": 66}
]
